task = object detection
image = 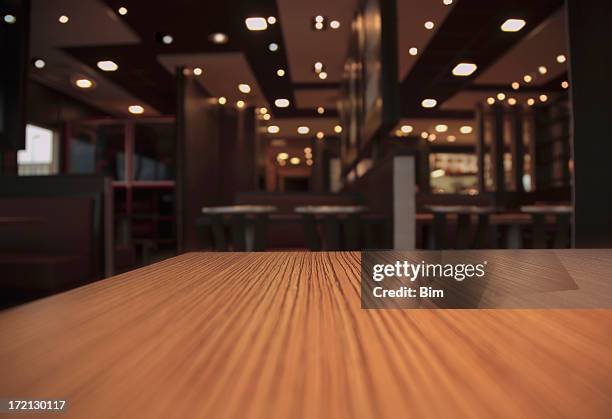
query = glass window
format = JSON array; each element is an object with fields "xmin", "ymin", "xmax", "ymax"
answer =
[
  {"xmin": 133, "ymin": 122, "xmax": 175, "ymax": 181},
  {"xmin": 18, "ymin": 124, "xmax": 58, "ymax": 175},
  {"xmin": 69, "ymin": 123, "xmax": 126, "ymax": 180}
]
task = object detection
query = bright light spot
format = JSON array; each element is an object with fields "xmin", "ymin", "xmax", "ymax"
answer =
[
  {"xmin": 421, "ymin": 98, "xmax": 437, "ymax": 108},
  {"xmin": 297, "ymin": 126, "xmax": 310, "ymax": 135},
  {"xmin": 128, "ymin": 105, "xmax": 144, "ymax": 114},
  {"xmin": 33, "ymin": 59, "xmax": 46, "ymax": 69},
  {"xmin": 290, "ymin": 157, "xmax": 301, "ymax": 165},
  {"xmin": 401, "ymin": 125, "xmax": 413, "ymax": 134},
  {"xmin": 318, "ymin": 71, "xmax": 328, "ymax": 80},
  {"xmin": 268, "ymin": 43, "xmax": 278, "ymax": 52},
  {"xmin": 556, "ymin": 54, "xmax": 566, "ymax": 63},
  {"xmin": 561, "ymin": 80, "xmax": 569, "ymax": 89},
  {"xmin": 435, "ymin": 124, "xmax": 448, "ymax": 133},
  {"xmin": 447, "ymin": 135, "xmax": 456, "ymax": 142},
  {"xmin": 75, "ymin": 79, "xmax": 93, "ymax": 89},
  {"xmin": 58, "ymin": 15, "xmax": 69, "ymax": 24},
  {"xmin": 162, "ymin": 35, "xmax": 173, "ymax": 44},
  {"xmin": 277, "ymin": 68, "xmax": 285, "ymax": 77},
  {"xmin": 409, "ymin": 47, "xmax": 418, "ymax": 56},
  {"xmin": 3, "ymin": 14, "xmax": 16, "ymax": 24},
  {"xmin": 508, "ymin": 98, "xmax": 517, "ymax": 105},
  {"xmin": 523, "ymin": 74, "xmax": 532, "ymax": 83},
  {"xmin": 245, "ymin": 17, "xmax": 267, "ymax": 31},
  {"xmin": 238, "ymin": 83, "xmax": 251, "ymax": 93},
  {"xmin": 317, "ymin": 107, "xmax": 325, "ymax": 115},
  {"xmin": 431, "ymin": 169, "xmax": 446, "ymax": 178},
  {"xmin": 267, "ymin": 16, "xmax": 276, "ymax": 24},
  {"xmin": 193, "ymin": 67, "xmax": 203, "ymax": 76},
  {"xmin": 330, "ymin": 20, "xmax": 340, "ymax": 29},
  {"xmin": 487, "ymin": 97, "xmax": 495, "ymax": 105},
  {"xmin": 316, "ymin": 131, "xmax": 325, "ymax": 140},
  {"xmin": 538, "ymin": 66, "xmax": 547, "ymax": 75},
  {"xmin": 497, "ymin": 92, "xmax": 506, "ymax": 100},
  {"xmin": 118, "ymin": 7, "xmax": 128, "ymax": 16},
  {"xmin": 97, "ymin": 60, "xmax": 118, "ymax": 71},
  {"xmin": 421, "ymin": 131, "xmax": 429, "ymax": 139},
  {"xmin": 460, "ymin": 126, "xmax": 473, "ymax": 134},
  {"xmin": 424, "ymin": 21, "xmax": 434, "ymax": 30},
  {"xmin": 500, "ymin": 18, "xmax": 526, "ymax": 32},
  {"xmin": 218, "ymin": 97, "xmax": 227, "ymax": 105},
  {"xmin": 511, "ymin": 82, "xmax": 520, "ymax": 90},
  {"xmin": 236, "ymin": 100, "xmax": 245, "ymax": 108},
  {"xmin": 334, "ymin": 125, "xmax": 343, "ymax": 134},
  {"xmin": 527, "ymin": 98, "xmax": 535, "ymax": 106},
  {"xmin": 275, "ymin": 98, "xmax": 290, "ymax": 108},
  {"xmin": 267, "ymin": 125, "xmax": 280, "ymax": 134},
  {"xmin": 209, "ymin": 33, "xmax": 229, "ymax": 44},
  {"xmin": 452, "ymin": 62, "xmax": 478, "ymax": 76},
  {"xmin": 539, "ymin": 94, "xmax": 548, "ymax": 102}
]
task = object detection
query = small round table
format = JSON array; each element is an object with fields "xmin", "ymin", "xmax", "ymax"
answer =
[
  {"xmin": 294, "ymin": 206, "xmax": 368, "ymax": 251},
  {"xmin": 201, "ymin": 206, "xmax": 277, "ymax": 251}
]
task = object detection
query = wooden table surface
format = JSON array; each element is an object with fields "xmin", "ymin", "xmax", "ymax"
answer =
[{"xmin": 0, "ymin": 251, "xmax": 610, "ymax": 419}]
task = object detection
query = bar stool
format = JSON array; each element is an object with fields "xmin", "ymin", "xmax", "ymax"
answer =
[
  {"xmin": 201, "ymin": 205, "xmax": 277, "ymax": 251},
  {"xmin": 294, "ymin": 205, "xmax": 367, "ymax": 251},
  {"xmin": 520, "ymin": 205, "xmax": 572, "ymax": 248},
  {"xmin": 426, "ymin": 206, "xmax": 496, "ymax": 250}
]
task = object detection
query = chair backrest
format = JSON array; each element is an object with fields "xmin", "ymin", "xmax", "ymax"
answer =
[{"xmin": 0, "ymin": 175, "xmax": 113, "ymax": 278}]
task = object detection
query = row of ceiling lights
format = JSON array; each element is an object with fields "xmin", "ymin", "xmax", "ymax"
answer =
[
  {"xmin": 394, "ymin": 124, "xmax": 472, "ymax": 139},
  {"xmin": 415, "ymin": 17, "xmax": 560, "ymax": 110}
]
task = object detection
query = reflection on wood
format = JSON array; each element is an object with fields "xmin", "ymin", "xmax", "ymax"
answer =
[{"xmin": 0, "ymin": 251, "xmax": 610, "ymax": 418}]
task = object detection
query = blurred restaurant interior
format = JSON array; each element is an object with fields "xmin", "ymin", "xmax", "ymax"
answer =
[{"xmin": 1, "ymin": 0, "xmax": 610, "ymax": 307}]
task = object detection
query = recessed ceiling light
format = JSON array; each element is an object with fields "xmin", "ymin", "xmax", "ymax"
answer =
[
  {"xmin": 539, "ymin": 94, "xmax": 548, "ymax": 102},
  {"xmin": 527, "ymin": 98, "xmax": 535, "ymax": 106},
  {"xmin": 263, "ymin": 114, "xmax": 271, "ymax": 120},
  {"xmin": 556, "ymin": 54, "xmax": 566, "ymax": 63},
  {"xmin": 306, "ymin": 159, "xmax": 313, "ymax": 166},
  {"xmin": 459, "ymin": 125, "xmax": 473, "ymax": 134},
  {"xmin": 330, "ymin": 20, "xmax": 340, "ymax": 29},
  {"xmin": 97, "ymin": 60, "xmax": 118, "ymax": 71},
  {"xmin": 334, "ymin": 125, "xmax": 342, "ymax": 133},
  {"xmin": 3, "ymin": 14, "xmax": 16, "ymax": 24},
  {"xmin": 193, "ymin": 67, "xmax": 203, "ymax": 76},
  {"xmin": 58, "ymin": 15, "xmax": 69, "ymax": 24},
  {"xmin": 511, "ymin": 82, "xmax": 520, "ymax": 90},
  {"xmin": 277, "ymin": 152, "xmax": 289, "ymax": 160},
  {"xmin": 128, "ymin": 105, "xmax": 144, "ymax": 114},
  {"xmin": 561, "ymin": 80, "xmax": 569, "ymax": 89},
  {"xmin": 421, "ymin": 131, "xmax": 429, "ymax": 139},
  {"xmin": 409, "ymin": 47, "xmax": 418, "ymax": 56},
  {"xmin": 245, "ymin": 17, "xmax": 267, "ymax": 31},
  {"xmin": 318, "ymin": 71, "xmax": 328, "ymax": 80},
  {"xmin": 236, "ymin": 100, "xmax": 246, "ymax": 108},
  {"xmin": 486, "ymin": 97, "xmax": 495, "ymax": 105},
  {"xmin": 290, "ymin": 157, "xmax": 301, "ymax": 165},
  {"xmin": 424, "ymin": 21, "xmax": 434, "ymax": 30},
  {"xmin": 315, "ymin": 22, "xmax": 324, "ymax": 30},
  {"xmin": 33, "ymin": 58, "xmax": 46, "ymax": 69},
  {"xmin": 275, "ymin": 98, "xmax": 290, "ymax": 108},
  {"xmin": 314, "ymin": 62, "xmax": 323, "ymax": 72},
  {"xmin": 452, "ymin": 62, "xmax": 477, "ymax": 76},
  {"xmin": 523, "ymin": 74, "xmax": 532, "ymax": 83},
  {"xmin": 218, "ymin": 96, "xmax": 227, "ymax": 105},
  {"xmin": 443, "ymin": 0, "xmax": 453, "ymax": 5},
  {"xmin": 209, "ymin": 33, "xmax": 228, "ymax": 44},
  {"xmin": 317, "ymin": 106, "xmax": 325, "ymax": 114},
  {"xmin": 435, "ymin": 124, "xmax": 448, "ymax": 132},
  {"xmin": 267, "ymin": 16, "xmax": 276, "ymax": 24},
  {"xmin": 75, "ymin": 78, "xmax": 93, "ymax": 89},
  {"xmin": 428, "ymin": 133, "xmax": 437, "ymax": 141},
  {"xmin": 238, "ymin": 83, "xmax": 251, "ymax": 93},
  {"xmin": 315, "ymin": 15, "xmax": 324, "ymax": 23},
  {"xmin": 500, "ymin": 18, "xmax": 526, "ymax": 32},
  {"xmin": 162, "ymin": 34, "xmax": 173, "ymax": 44},
  {"xmin": 304, "ymin": 147, "xmax": 312, "ymax": 154},
  {"xmin": 497, "ymin": 92, "xmax": 506, "ymax": 100},
  {"xmin": 508, "ymin": 98, "xmax": 517, "ymax": 105},
  {"xmin": 260, "ymin": 107, "xmax": 268, "ymax": 114},
  {"xmin": 421, "ymin": 98, "xmax": 437, "ymax": 108},
  {"xmin": 297, "ymin": 126, "xmax": 310, "ymax": 134},
  {"xmin": 401, "ymin": 125, "xmax": 413, "ymax": 133},
  {"xmin": 277, "ymin": 68, "xmax": 285, "ymax": 77},
  {"xmin": 316, "ymin": 131, "xmax": 325, "ymax": 139},
  {"xmin": 538, "ymin": 66, "xmax": 547, "ymax": 75},
  {"xmin": 447, "ymin": 135, "xmax": 456, "ymax": 142},
  {"xmin": 118, "ymin": 7, "xmax": 128, "ymax": 15},
  {"xmin": 268, "ymin": 43, "xmax": 278, "ymax": 52},
  {"xmin": 267, "ymin": 125, "xmax": 280, "ymax": 134}
]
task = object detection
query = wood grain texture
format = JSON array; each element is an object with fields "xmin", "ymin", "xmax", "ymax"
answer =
[{"xmin": 0, "ymin": 251, "xmax": 610, "ymax": 419}]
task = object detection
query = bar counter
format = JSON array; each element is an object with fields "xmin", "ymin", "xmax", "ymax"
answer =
[{"xmin": 0, "ymin": 251, "xmax": 610, "ymax": 418}]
